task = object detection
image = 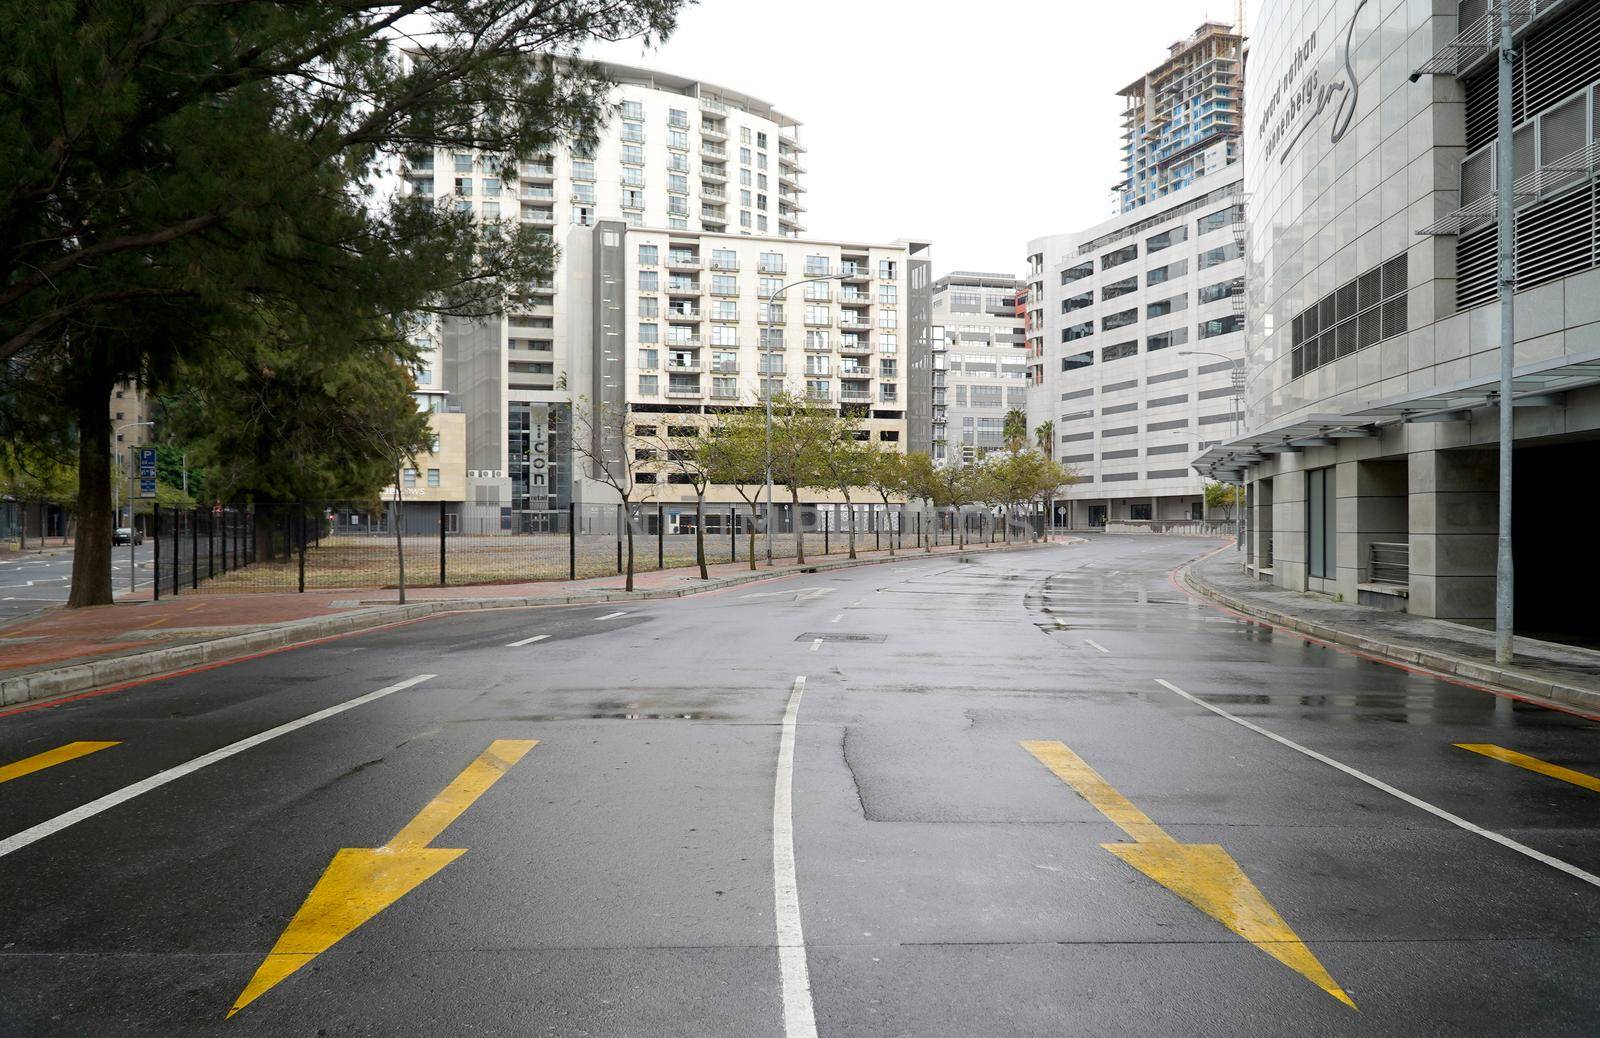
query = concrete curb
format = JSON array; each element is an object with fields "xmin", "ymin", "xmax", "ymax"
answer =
[
  {"xmin": 0, "ymin": 539, "xmax": 1064, "ymax": 710},
  {"xmin": 1181, "ymin": 560, "xmax": 1600, "ymax": 714}
]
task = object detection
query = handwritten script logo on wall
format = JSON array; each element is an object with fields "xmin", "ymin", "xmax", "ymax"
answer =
[{"xmin": 1258, "ymin": 0, "xmax": 1369, "ymax": 166}]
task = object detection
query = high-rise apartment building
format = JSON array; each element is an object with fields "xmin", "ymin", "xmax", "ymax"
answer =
[
  {"xmin": 928, "ymin": 273, "xmax": 1028, "ymax": 465},
  {"xmin": 1025, "ymin": 166, "xmax": 1245, "ymax": 527},
  {"xmin": 562, "ymin": 225, "xmax": 931, "ymax": 529},
  {"xmin": 400, "ymin": 63, "xmax": 810, "ymax": 528},
  {"xmin": 1117, "ymin": 21, "xmax": 1243, "ymax": 212}
]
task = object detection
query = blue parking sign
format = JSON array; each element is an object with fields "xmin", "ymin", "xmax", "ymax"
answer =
[
  {"xmin": 138, "ymin": 477, "xmax": 158, "ymax": 498},
  {"xmin": 136, "ymin": 447, "xmax": 157, "ymax": 477}
]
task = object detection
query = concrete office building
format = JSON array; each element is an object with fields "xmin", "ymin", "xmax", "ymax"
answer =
[
  {"xmin": 1117, "ymin": 21, "xmax": 1244, "ymax": 212},
  {"xmin": 1025, "ymin": 165, "xmax": 1246, "ymax": 527},
  {"xmin": 401, "ymin": 62, "xmax": 810, "ymax": 530},
  {"xmin": 928, "ymin": 272, "xmax": 1028, "ymax": 466},
  {"xmin": 564, "ymin": 225, "xmax": 931, "ymax": 527},
  {"xmin": 1193, "ymin": 0, "xmax": 1600, "ymax": 641}
]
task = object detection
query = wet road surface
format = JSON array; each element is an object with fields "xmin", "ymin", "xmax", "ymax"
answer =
[{"xmin": 1, "ymin": 535, "xmax": 1597, "ymax": 1036}]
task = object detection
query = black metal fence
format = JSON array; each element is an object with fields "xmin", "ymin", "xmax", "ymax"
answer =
[{"xmin": 145, "ymin": 501, "xmax": 1045, "ymax": 597}]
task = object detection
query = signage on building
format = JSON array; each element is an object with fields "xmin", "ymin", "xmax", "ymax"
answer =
[{"xmin": 1258, "ymin": 0, "xmax": 1370, "ymax": 165}]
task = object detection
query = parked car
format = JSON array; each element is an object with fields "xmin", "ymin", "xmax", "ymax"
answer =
[{"xmin": 113, "ymin": 527, "xmax": 144, "ymax": 546}]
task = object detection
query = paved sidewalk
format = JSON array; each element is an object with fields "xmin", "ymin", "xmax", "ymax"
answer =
[
  {"xmin": 0, "ymin": 538, "xmax": 1059, "ymax": 708},
  {"xmin": 1184, "ymin": 547, "xmax": 1600, "ymax": 712}
]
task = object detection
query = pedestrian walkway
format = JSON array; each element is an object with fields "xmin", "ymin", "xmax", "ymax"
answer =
[
  {"xmin": 1185, "ymin": 547, "xmax": 1600, "ymax": 711},
  {"xmin": 0, "ymin": 538, "xmax": 1056, "ymax": 702}
]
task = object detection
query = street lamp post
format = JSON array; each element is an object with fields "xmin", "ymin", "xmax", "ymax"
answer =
[
  {"xmin": 115, "ymin": 421, "xmax": 155, "ymax": 595},
  {"xmin": 762, "ymin": 270, "xmax": 851, "ymax": 564},
  {"xmin": 1180, "ymin": 350, "xmax": 1245, "ymax": 548}
]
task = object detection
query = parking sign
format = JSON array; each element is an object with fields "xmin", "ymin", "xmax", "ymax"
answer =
[
  {"xmin": 138, "ymin": 477, "xmax": 158, "ymax": 499},
  {"xmin": 136, "ymin": 447, "xmax": 157, "ymax": 478}
]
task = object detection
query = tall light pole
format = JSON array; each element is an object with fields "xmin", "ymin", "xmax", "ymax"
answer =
[
  {"xmin": 115, "ymin": 420, "xmax": 154, "ymax": 595},
  {"xmin": 1180, "ymin": 350, "xmax": 1245, "ymax": 546},
  {"xmin": 762, "ymin": 269, "xmax": 851, "ymax": 564}
]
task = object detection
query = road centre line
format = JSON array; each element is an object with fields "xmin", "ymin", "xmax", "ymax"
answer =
[
  {"xmin": 1155, "ymin": 678, "xmax": 1600, "ymax": 889},
  {"xmin": 0, "ymin": 674, "xmax": 435, "ymax": 861},
  {"xmin": 506, "ymin": 634, "xmax": 550, "ymax": 648},
  {"xmin": 773, "ymin": 675, "xmax": 818, "ymax": 1038},
  {"xmin": 0, "ymin": 741, "xmax": 120, "ymax": 785},
  {"xmin": 1084, "ymin": 639, "xmax": 1111, "ymax": 654},
  {"xmin": 594, "ymin": 611, "xmax": 628, "ymax": 622},
  {"xmin": 809, "ymin": 639, "xmax": 822, "ymax": 652},
  {"xmin": 829, "ymin": 613, "xmax": 843, "ymax": 623},
  {"xmin": 1456, "ymin": 743, "xmax": 1600, "ymax": 793}
]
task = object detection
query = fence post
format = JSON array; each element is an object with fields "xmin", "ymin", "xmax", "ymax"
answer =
[
  {"xmin": 657, "ymin": 503, "xmax": 664, "ymax": 570},
  {"xmin": 568, "ymin": 502, "xmax": 576, "ymax": 580},
  {"xmin": 730, "ymin": 506, "xmax": 736, "ymax": 562},
  {"xmin": 170, "ymin": 507, "xmax": 180, "ymax": 596},
  {"xmin": 616, "ymin": 504, "xmax": 622, "ymax": 575},
  {"xmin": 298, "ymin": 509, "xmax": 307, "ymax": 593},
  {"xmin": 207, "ymin": 511, "xmax": 215, "ymax": 580},
  {"xmin": 823, "ymin": 511, "xmax": 829, "ymax": 556},
  {"xmin": 915, "ymin": 511, "xmax": 921, "ymax": 549},
  {"xmin": 152, "ymin": 504, "xmax": 161, "ymax": 601},
  {"xmin": 191, "ymin": 508, "xmax": 199, "ymax": 589},
  {"xmin": 438, "ymin": 499, "xmax": 447, "ymax": 587}
]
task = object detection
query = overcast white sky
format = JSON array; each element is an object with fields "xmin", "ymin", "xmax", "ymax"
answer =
[{"xmin": 586, "ymin": 0, "xmax": 1247, "ymax": 279}]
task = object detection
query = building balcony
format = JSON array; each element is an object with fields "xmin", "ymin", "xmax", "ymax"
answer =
[
  {"xmin": 838, "ymin": 339, "xmax": 871, "ymax": 354},
  {"xmin": 521, "ymin": 188, "xmax": 555, "ymax": 202},
  {"xmin": 709, "ymin": 361, "xmax": 739, "ymax": 374},
  {"xmin": 804, "ymin": 315, "xmax": 832, "ymax": 328},
  {"xmin": 665, "ymin": 306, "xmax": 701, "ymax": 320},
  {"xmin": 663, "ymin": 336, "xmax": 701, "ymax": 348},
  {"xmin": 701, "ymin": 185, "xmax": 727, "ymax": 202},
  {"xmin": 838, "ymin": 292, "xmax": 872, "ymax": 306},
  {"xmin": 666, "ymin": 254, "xmax": 700, "ymax": 270},
  {"xmin": 838, "ymin": 263, "xmax": 871, "ymax": 281},
  {"xmin": 666, "ymin": 384, "xmax": 703, "ymax": 398},
  {"xmin": 665, "ymin": 358, "xmax": 701, "ymax": 373},
  {"xmin": 805, "ymin": 389, "xmax": 831, "ymax": 403},
  {"xmin": 838, "ymin": 367, "xmax": 871, "ymax": 380},
  {"xmin": 803, "ymin": 338, "xmax": 832, "ymax": 352},
  {"xmin": 520, "ymin": 210, "xmax": 555, "ymax": 225},
  {"xmin": 837, "ymin": 316, "xmax": 871, "ymax": 331},
  {"xmin": 666, "ymin": 281, "xmax": 702, "ymax": 295},
  {"xmin": 519, "ymin": 162, "xmax": 555, "ymax": 179},
  {"xmin": 707, "ymin": 310, "xmax": 739, "ymax": 323},
  {"xmin": 700, "ymin": 97, "xmax": 728, "ymax": 115},
  {"xmin": 700, "ymin": 122, "xmax": 728, "ymax": 142},
  {"xmin": 840, "ymin": 388, "xmax": 872, "ymax": 403},
  {"xmin": 700, "ymin": 164, "xmax": 727, "ymax": 183},
  {"xmin": 701, "ymin": 142, "xmax": 728, "ymax": 160}
]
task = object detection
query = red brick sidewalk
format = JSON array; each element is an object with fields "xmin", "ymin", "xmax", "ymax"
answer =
[{"xmin": 0, "ymin": 540, "xmax": 1044, "ymax": 681}]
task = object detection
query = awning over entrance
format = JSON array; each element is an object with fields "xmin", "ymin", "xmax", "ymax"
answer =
[{"xmin": 1190, "ymin": 347, "xmax": 1600, "ymax": 482}]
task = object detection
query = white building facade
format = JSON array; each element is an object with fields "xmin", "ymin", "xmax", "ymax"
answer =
[
  {"xmin": 929, "ymin": 273, "xmax": 1028, "ymax": 466},
  {"xmin": 1195, "ymin": 0, "xmax": 1600, "ymax": 640},
  {"xmin": 402, "ymin": 63, "xmax": 809, "ymax": 530},
  {"xmin": 1025, "ymin": 167, "xmax": 1246, "ymax": 527}
]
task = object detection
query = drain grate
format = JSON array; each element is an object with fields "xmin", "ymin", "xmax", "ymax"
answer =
[{"xmin": 795, "ymin": 632, "xmax": 887, "ymax": 643}]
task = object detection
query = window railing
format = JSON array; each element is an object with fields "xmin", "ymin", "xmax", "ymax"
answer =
[{"xmin": 1367, "ymin": 542, "xmax": 1409, "ymax": 586}]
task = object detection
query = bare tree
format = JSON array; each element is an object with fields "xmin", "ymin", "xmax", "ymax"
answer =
[
  {"xmin": 568, "ymin": 396, "xmax": 653, "ymax": 592},
  {"xmin": 862, "ymin": 442, "xmax": 910, "ymax": 557},
  {"xmin": 815, "ymin": 417, "xmax": 871, "ymax": 561},
  {"xmin": 643, "ymin": 422, "xmax": 713, "ymax": 580},
  {"xmin": 699, "ymin": 407, "xmax": 767, "ymax": 571}
]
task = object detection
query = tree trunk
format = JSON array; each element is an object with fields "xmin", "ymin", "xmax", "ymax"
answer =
[
  {"xmin": 67, "ymin": 372, "xmax": 115, "ymax": 607},
  {"xmin": 625, "ymin": 518, "xmax": 635, "ymax": 592},
  {"xmin": 695, "ymin": 491, "xmax": 708, "ymax": 580},
  {"xmin": 391, "ymin": 480, "xmax": 406, "ymax": 605},
  {"xmin": 789, "ymin": 487, "xmax": 805, "ymax": 565},
  {"xmin": 747, "ymin": 501, "xmax": 758, "ymax": 570},
  {"xmin": 845, "ymin": 493, "xmax": 857, "ymax": 560},
  {"xmin": 880, "ymin": 496, "xmax": 895, "ymax": 556}
]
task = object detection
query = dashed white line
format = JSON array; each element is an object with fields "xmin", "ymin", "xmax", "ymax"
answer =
[
  {"xmin": 1084, "ymin": 639, "xmax": 1111, "ymax": 654},
  {"xmin": 773, "ymin": 675, "xmax": 818, "ymax": 1038},
  {"xmin": 594, "ymin": 611, "xmax": 628, "ymax": 621},
  {"xmin": 506, "ymin": 634, "xmax": 550, "ymax": 648},
  {"xmin": 0, "ymin": 674, "xmax": 436, "ymax": 861},
  {"xmin": 1154, "ymin": 678, "xmax": 1600, "ymax": 889},
  {"xmin": 809, "ymin": 638, "xmax": 822, "ymax": 652},
  {"xmin": 829, "ymin": 613, "xmax": 843, "ymax": 623}
]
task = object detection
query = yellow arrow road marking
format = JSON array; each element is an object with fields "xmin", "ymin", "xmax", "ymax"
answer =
[
  {"xmin": 1021, "ymin": 739, "xmax": 1356, "ymax": 1010},
  {"xmin": 229, "ymin": 738, "xmax": 538, "ymax": 1018},
  {"xmin": 0, "ymin": 741, "xmax": 119, "ymax": 784},
  {"xmin": 1456, "ymin": 743, "xmax": 1600, "ymax": 793}
]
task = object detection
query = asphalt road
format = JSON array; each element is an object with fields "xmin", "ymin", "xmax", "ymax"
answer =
[
  {"xmin": 1, "ymin": 535, "xmax": 1597, "ymax": 1036},
  {"xmin": 0, "ymin": 544, "xmax": 157, "ymax": 619}
]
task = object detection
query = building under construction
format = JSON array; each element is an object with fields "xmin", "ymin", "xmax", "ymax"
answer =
[{"xmin": 1117, "ymin": 21, "xmax": 1244, "ymax": 212}]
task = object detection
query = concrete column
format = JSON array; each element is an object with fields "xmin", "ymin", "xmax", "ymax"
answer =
[
  {"xmin": 1252, "ymin": 476, "xmax": 1275, "ymax": 577},
  {"xmin": 1408, "ymin": 448, "xmax": 1497, "ymax": 620},
  {"xmin": 1272, "ymin": 469, "xmax": 1307, "ymax": 591}
]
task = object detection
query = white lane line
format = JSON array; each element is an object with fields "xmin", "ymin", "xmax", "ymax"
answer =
[
  {"xmin": 594, "ymin": 611, "xmax": 628, "ymax": 621},
  {"xmin": 506, "ymin": 634, "xmax": 550, "ymax": 648},
  {"xmin": 0, "ymin": 674, "xmax": 436, "ymax": 861},
  {"xmin": 809, "ymin": 638, "xmax": 822, "ymax": 653},
  {"xmin": 1084, "ymin": 639, "xmax": 1111, "ymax": 654},
  {"xmin": 829, "ymin": 613, "xmax": 843, "ymax": 624},
  {"xmin": 773, "ymin": 675, "xmax": 818, "ymax": 1038},
  {"xmin": 1155, "ymin": 678, "xmax": 1600, "ymax": 889}
]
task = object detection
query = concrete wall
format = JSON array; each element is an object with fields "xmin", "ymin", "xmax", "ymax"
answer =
[{"xmin": 1408, "ymin": 448, "xmax": 1497, "ymax": 621}]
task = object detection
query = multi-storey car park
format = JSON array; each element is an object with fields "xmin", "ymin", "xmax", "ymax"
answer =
[
  {"xmin": 1194, "ymin": 0, "xmax": 1600, "ymax": 643},
  {"xmin": 394, "ymin": 62, "xmax": 811, "ymax": 531},
  {"xmin": 1025, "ymin": 167, "xmax": 1246, "ymax": 528},
  {"xmin": 928, "ymin": 273, "xmax": 1029, "ymax": 467}
]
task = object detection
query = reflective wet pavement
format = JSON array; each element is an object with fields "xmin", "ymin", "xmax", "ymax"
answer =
[{"xmin": 1, "ymin": 535, "xmax": 1596, "ymax": 1035}]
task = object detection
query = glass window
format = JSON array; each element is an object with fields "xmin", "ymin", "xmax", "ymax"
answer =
[
  {"xmin": 638, "ymin": 270, "xmax": 658, "ymax": 292},
  {"xmin": 1199, "ymin": 314, "xmax": 1242, "ymax": 338},
  {"xmin": 1146, "ymin": 226, "xmax": 1188, "ymax": 252},
  {"xmin": 1198, "ymin": 279, "xmax": 1236, "ymax": 304},
  {"xmin": 621, "ymin": 100, "xmax": 644, "ymax": 120},
  {"xmin": 638, "ymin": 323, "xmax": 659, "ymax": 343},
  {"xmin": 1061, "ymin": 350, "xmax": 1093, "ymax": 371},
  {"xmin": 638, "ymin": 348, "xmax": 658, "ymax": 370},
  {"xmin": 622, "ymin": 121, "xmax": 645, "ymax": 143},
  {"xmin": 570, "ymin": 160, "xmax": 595, "ymax": 181},
  {"xmin": 668, "ymin": 173, "xmax": 688, "ymax": 193},
  {"xmin": 402, "ymin": 468, "xmax": 417, "ymax": 487},
  {"xmin": 621, "ymin": 166, "xmax": 644, "ymax": 187},
  {"xmin": 638, "ymin": 374, "xmax": 658, "ymax": 396},
  {"xmin": 622, "ymin": 145, "xmax": 645, "ymax": 165},
  {"xmin": 1307, "ymin": 467, "xmax": 1336, "ymax": 579},
  {"xmin": 1197, "ymin": 207, "xmax": 1233, "ymax": 234},
  {"xmin": 638, "ymin": 245, "xmax": 658, "ymax": 266},
  {"xmin": 669, "ymin": 130, "xmax": 689, "ymax": 150},
  {"xmin": 740, "ymin": 147, "xmax": 752, "ymax": 165},
  {"xmin": 1102, "ymin": 309, "xmax": 1137, "ymax": 331},
  {"xmin": 427, "ymin": 469, "xmax": 440, "ymax": 488},
  {"xmin": 1198, "ymin": 241, "xmax": 1240, "ymax": 268},
  {"xmin": 637, "ymin": 296, "xmax": 658, "ymax": 318}
]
